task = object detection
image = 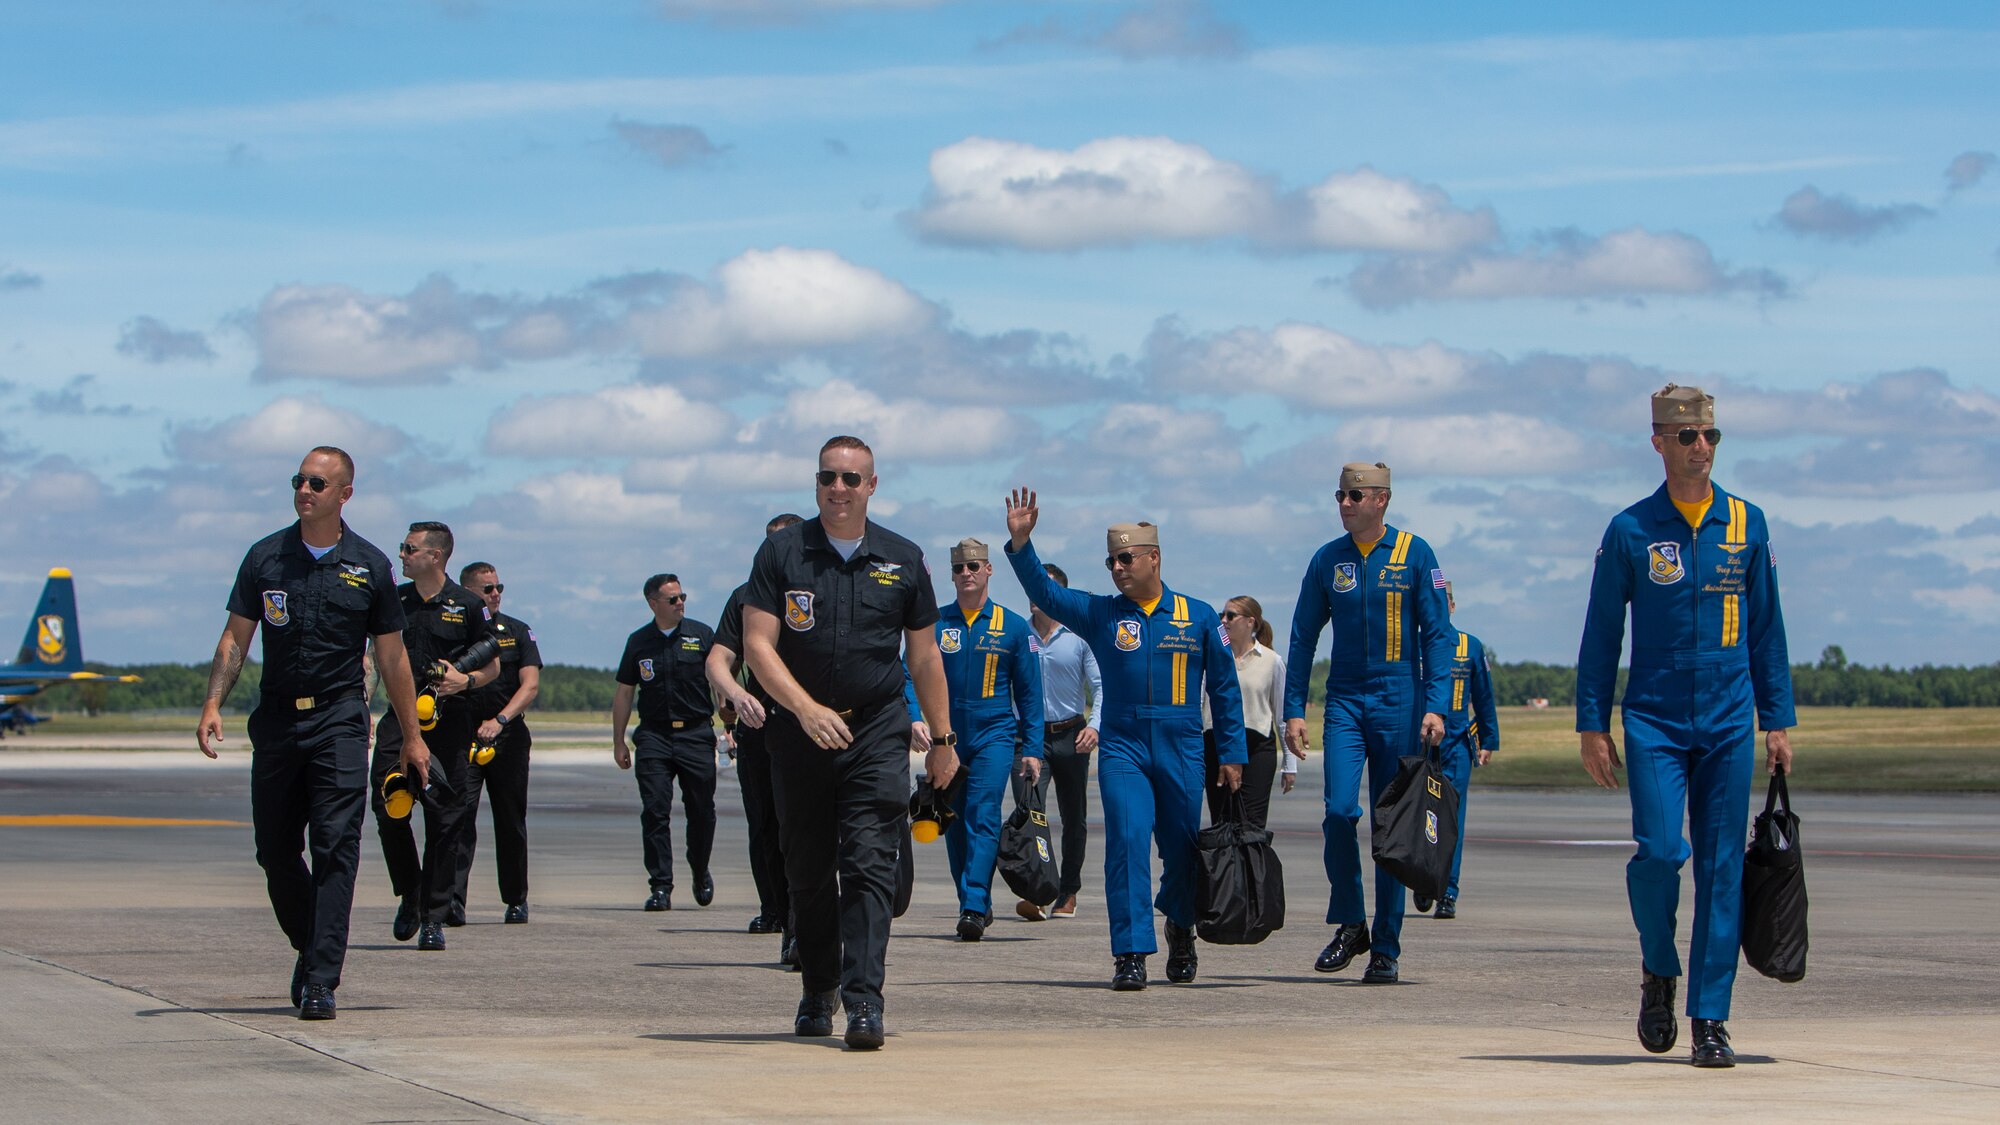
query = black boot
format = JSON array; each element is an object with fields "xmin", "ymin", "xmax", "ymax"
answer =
[
  {"xmin": 1690, "ymin": 1019, "xmax": 1735, "ymax": 1068},
  {"xmin": 1638, "ymin": 970, "xmax": 1679, "ymax": 1054},
  {"xmin": 1314, "ymin": 923, "xmax": 1371, "ymax": 973},
  {"xmin": 1164, "ymin": 920, "xmax": 1198, "ymax": 983},
  {"xmin": 794, "ymin": 990, "xmax": 837, "ymax": 1037},
  {"xmin": 1111, "ymin": 953, "xmax": 1148, "ymax": 991}
]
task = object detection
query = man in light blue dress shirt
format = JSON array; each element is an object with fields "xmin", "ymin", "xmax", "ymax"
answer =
[{"xmin": 1012, "ymin": 562, "xmax": 1103, "ymax": 921}]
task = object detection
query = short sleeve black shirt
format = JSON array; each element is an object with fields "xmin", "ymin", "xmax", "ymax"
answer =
[
  {"xmin": 397, "ymin": 578, "xmax": 495, "ymax": 718},
  {"xmin": 226, "ymin": 521, "xmax": 403, "ymax": 699},
  {"xmin": 742, "ymin": 517, "xmax": 938, "ymax": 713},
  {"xmin": 616, "ymin": 618, "xmax": 717, "ymax": 728},
  {"xmin": 713, "ymin": 582, "xmax": 769, "ymax": 706},
  {"xmin": 467, "ymin": 611, "xmax": 542, "ymax": 720}
]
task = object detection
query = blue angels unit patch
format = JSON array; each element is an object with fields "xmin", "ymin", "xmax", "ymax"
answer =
[
  {"xmin": 940, "ymin": 627, "xmax": 963, "ymax": 654},
  {"xmin": 1647, "ymin": 542, "xmax": 1685, "ymax": 585},
  {"xmin": 262, "ymin": 591, "xmax": 290, "ymax": 628},
  {"xmin": 1332, "ymin": 562, "xmax": 1357, "ymax": 593},
  {"xmin": 36, "ymin": 614, "xmax": 65, "ymax": 661},
  {"xmin": 1114, "ymin": 620, "xmax": 1142, "ymax": 651},
  {"xmin": 784, "ymin": 590, "xmax": 816, "ymax": 632},
  {"xmin": 638, "ymin": 658, "xmax": 655, "ymax": 682}
]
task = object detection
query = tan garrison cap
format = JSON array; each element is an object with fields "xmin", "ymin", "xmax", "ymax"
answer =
[
  {"xmin": 1652, "ymin": 383, "xmax": 1715, "ymax": 426},
  {"xmin": 1106, "ymin": 522, "xmax": 1159, "ymax": 553},
  {"xmin": 1339, "ymin": 462, "xmax": 1391, "ymax": 490},
  {"xmin": 949, "ymin": 538, "xmax": 989, "ymax": 565}
]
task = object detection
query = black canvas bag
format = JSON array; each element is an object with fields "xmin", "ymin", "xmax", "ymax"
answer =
[
  {"xmin": 1741, "ymin": 771, "xmax": 1808, "ymax": 983},
  {"xmin": 1370, "ymin": 744, "xmax": 1459, "ymax": 904},
  {"xmin": 997, "ymin": 781, "xmax": 1061, "ymax": 907},
  {"xmin": 1195, "ymin": 789, "xmax": 1286, "ymax": 945}
]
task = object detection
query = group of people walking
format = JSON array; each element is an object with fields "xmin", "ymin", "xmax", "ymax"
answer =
[{"xmin": 197, "ymin": 380, "xmax": 1794, "ymax": 1071}]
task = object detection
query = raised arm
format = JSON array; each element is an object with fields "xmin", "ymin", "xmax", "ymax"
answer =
[{"xmin": 1003, "ymin": 488, "xmax": 1094, "ymax": 630}]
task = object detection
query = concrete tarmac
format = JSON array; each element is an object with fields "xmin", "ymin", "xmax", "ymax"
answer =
[{"xmin": 2, "ymin": 747, "xmax": 1997, "ymax": 1123}]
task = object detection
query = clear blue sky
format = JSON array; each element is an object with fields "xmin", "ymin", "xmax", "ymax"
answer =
[{"xmin": 2, "ymin": 1, "xmax": 1995, "ymax": 668}]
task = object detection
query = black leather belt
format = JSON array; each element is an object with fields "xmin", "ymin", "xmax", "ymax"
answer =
[
  {"xmin": 263, "ymin": 687, "xmax": 362, "ymax": 712},
  {"xmin": 1047, "ymin": 715, "xmax": 1086, "ymax": 735}
]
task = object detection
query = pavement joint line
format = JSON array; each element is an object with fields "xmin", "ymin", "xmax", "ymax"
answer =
[
  {"xmin": 1518, "ymin": 1023, "xmax": 2000, "ymax": 1090},
  {"xmin": 1, "ymin": 945, "xmax": 547, "ymax": 1124}
]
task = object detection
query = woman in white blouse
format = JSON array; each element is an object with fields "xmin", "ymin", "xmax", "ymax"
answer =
[{"xmin": 1202, "ymin": 596, "xmax": 1302, "ymax": 828}]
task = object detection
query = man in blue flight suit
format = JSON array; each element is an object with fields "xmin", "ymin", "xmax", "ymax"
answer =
[
  {"xmin": 936, "ymin": 538, "xmax": 1044, "ymax": 942},
  {"xmin": 1413, "ymin": 583, "xmax": 1497, "ymax": 921},
  {"xmin": 1284, "ymin": 461, "xmax": 1454, "ymax": 985},
  {"xmin": 1003, "ymin": 489, "xmax": 1246, "ymax": 991},
  {"xmin": 1577, "ymin": 383, "xmax": 1795, "ymax": 1069}
]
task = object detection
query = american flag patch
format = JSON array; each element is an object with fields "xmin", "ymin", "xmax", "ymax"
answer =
[{"xmin": 1431, "ymin": 569, "xmax": 1448, "ymax": 589}]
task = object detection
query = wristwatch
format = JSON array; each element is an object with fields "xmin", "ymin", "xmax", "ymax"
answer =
[
  {"xmin": 934, "ymin": 732, "xmax": 957, "ymax": 748},
  {"xmin": 495, "ymin": 713, "xmax": 511, "ymax": 726}
]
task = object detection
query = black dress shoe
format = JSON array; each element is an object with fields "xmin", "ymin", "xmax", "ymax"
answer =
[
  {"xmin": 844, "ymin": 1002, "xmax": 885, "ymax": 1050},
  {"xmin": 1638, "ymin": 970, "xmax": 1679, "ymax": 1054},
  {"xmin": 1434, "ymin": 896, "xmax": 1457, "ymax": 920},
  {"xmin": 644, "ymin": 889, "xmax": 671, "ymax": 912},
  {"xmin": 1111, "ymin": 953, "xmax": 1148, "ymax": 991},
  {"xmin": 298, "ymin": 984, "xmax": 336, "ymax": 1021},
  {"xmin": 393, "ymin": 895, "xmax": 420, "ymax": 942},
  {"xmin": 780, "ymin": 934, "xmax": 800, "ymax": 971},
  {"xmin": 794, "ymin": 990, "xmax": 838, "ymax": 1037},
  {"xmin": 444, "ymin": 904, "xmax": 467, "ymax": 928},
  {"xmin": 1314, "ymin": 923, "xmax": 1371, "ymax": 973},
  {"xmin": 749, "ymin": 915, "xmax": 773, "ymax": 934},
  {"xmin": 956, "ymin": 909, "xmax": 988, "ymax": 942},
  {"xmin": 418, "ymin": 921, "xmax": 446, "ymax": 950},
  {"xmin": 1361, "ymin": 953, "xmax": 1399, "ymax": 983},
  {"xmin": 1690, "ymin": 1019, "xmax": 1735, "ymax": 1068},
  {"xmin": 693, "ymin": 871, "xmax": 715, "ymax": 907},
  {"xmin": 1413, "ymin": 893, "xmax": 1434, "ymax": 914},
  {"xmin": 1164, "ymin": 920, "xmax": 1199, "ymax": 983},
  {"xmin": 290, "ymin": 954, "xmax": 307, "ymax": 1009},
  {"xmin": 504, "ymin": 903, "xmax": 529, "ymax": 924}
]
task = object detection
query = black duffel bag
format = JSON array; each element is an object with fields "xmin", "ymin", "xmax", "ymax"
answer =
[
  {"xmin": 1741, "ymin": 771, "xmax": 1808, "ymax": 983},
  {"xmin": 1370, "ymin": 743, "xmax": 1459, "ymax": 904},
  {"xmin": 997, "ymin": 780, "xmax": 1061, "ymax": 908},
  {"xmin": 1195, "ymin": 789, "xmax": 1286, "ymax": 945}
]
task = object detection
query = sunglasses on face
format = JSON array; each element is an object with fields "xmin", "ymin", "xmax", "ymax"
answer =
[
  {"xmin": 291, "ymin": 474, "xmax": 330, "ymax": 493},
  {"xmin": 950, "ymin": 562, "xmax": 984, "ymax": 574},
  {"xmin": 481, "ymin": 583, "xmax": 505, "ymax": 595},
  {"xmin": 660, "ymin": 594, "xmax": 686, "ymax": 605},
  {"xmin": 398, "ymin": 542, "xmax": 429, "ymax": 556},
  {"xmin": 1219, "ymin": 610, "xmax": 1247, "ymax": 621},
  {"xmin": 1671, "ymin": 427, "xmax": 1723, "ymax": 447},
  {"xmin": 815, "ymin": 470, "xmax": 866, "ymax": 488},
  {"xmin": 1336, "ymin": 489, "xmax": 1371, "ymax": 504},
  {"xmin": 1104, "ymin": 550, "xmax": 1152, "ymax": 570}
]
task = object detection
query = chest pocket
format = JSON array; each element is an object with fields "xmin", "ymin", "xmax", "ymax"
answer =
[
  {"xmin": 859, "ymin": 575, "xmax": 907, "ymax": 617},
  {"xmin": 326, "ymin": 578, "xmax": 374, "ymax": 617}
]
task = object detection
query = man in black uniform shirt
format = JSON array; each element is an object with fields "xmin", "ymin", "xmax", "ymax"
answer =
[
  {"xmin": 613, "ymin": 574, "xmax": 720, "ymax": 911},
  {"xmin": 449, "ymin": 562, "xmax": 543, "ymax": 926},
  {"xmin": 741, "ymin": 435, "xmax": 960, "ymax": 1051},
  {"xmin": 368, "ymin": 521, "xmax": 500, "ymax": 952},
  {"xmin": 708, "ymin": 514, "xmax": 805, "ymax": 951},
  {"xmin": 197, "ymin": 446, "xmax": 427, "ymax": 1021}
]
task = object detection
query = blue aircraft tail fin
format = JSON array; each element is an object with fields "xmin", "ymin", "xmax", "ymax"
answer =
[{"xmin": 13, "ymin": 568, "xmax": 84, "ymax": 672}]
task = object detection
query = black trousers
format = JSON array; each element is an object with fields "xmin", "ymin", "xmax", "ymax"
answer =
[
  {"xmin": 1012, "ymin": 723, "xmax": 1092, "ymax": 899},
  {"xmin": 452, "ymin": 719, "xmax": 531, "ymax": 911},
  {"xmin": 1203, "ymin": 727, "xmax": 1279, "ymax": 829},
  {"xmin": 769, "ymin": 699, "xmax": 910, "ymax": 1011},
  {"xmin": 735, "ymin": 723, "xmax": 789, "ymax": 924},
  {"xmin": 633, "ymin": 724, "xmax": 718, "ymax": 891},
  {"xmin": 248, "ymin": 694, "xmax": 371, "ymax": 993},
  {"xmin": 370, "ymin": 706, "xmax": 474, "ymax": 924}
]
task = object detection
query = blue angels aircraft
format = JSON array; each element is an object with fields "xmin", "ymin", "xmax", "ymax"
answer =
[{"xmin": 0, "ymin": 568, "xmax": 141, "ymax": 734}]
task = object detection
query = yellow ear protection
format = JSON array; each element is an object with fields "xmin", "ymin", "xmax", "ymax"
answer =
[
  {"xmin": 381, "ymin": 770, "xmax": 415, "ymax": 820},
  {"xmin": 415, "ymin": 691, "xmax": 439, "ymax": 731},
  {"xmin": 469, "ymin": 738, "xmax": 498, "ymax": 766},
  {"xmin": 907, "ymin": 772, "xmax": 965, "ymax": 844}
]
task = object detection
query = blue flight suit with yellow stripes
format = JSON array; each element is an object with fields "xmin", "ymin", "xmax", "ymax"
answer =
[
  {"xmin": 936, "ymin": 600, "xmax": 1043, "ymax": 918},
  {"xmin": 1439, "ymin": 630, "xmax": 1498, "ymax": 901},
  {"xmin": 1284, "ymin": 526, "xmax": 1454, "ymax": 961},
  {"xmin": 1577, "ymin": 482, "xmax": 1794, "ymax": 1021},
  {"xmin": 1007, "ymin": 540, "xmax": 1246, "ymax": 957}
]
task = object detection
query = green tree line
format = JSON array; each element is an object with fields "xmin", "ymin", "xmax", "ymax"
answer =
[{"xmin": 21, "ymin": 645, "xmax": 2000, "ymax": 715}]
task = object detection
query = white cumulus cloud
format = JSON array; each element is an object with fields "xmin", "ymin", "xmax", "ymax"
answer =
[
  {"xmin": 749, "ymin": 379, "xmax": 1031, "ymax": 460},
  {"xmin": 1345, "ymin": 226, "xmax": 1786, "ymax": 308},
  {"xmin": 1143, "ymin": 318, "xmax": 1484, "ymax": 409},
  {"xmin": 1330, "ymin": 412, "xmax": 1594, "ymax": 476},
  {"xmin": 485, "ymin": 383, "xmax": 735, "ymax": 458},
  {"xmin": 250, "ymin": 279, "xmax": 481, "ymax": 382},
  {"xmin": 630, "ymin": 247, "xmax": 934, "ymax": 358}
]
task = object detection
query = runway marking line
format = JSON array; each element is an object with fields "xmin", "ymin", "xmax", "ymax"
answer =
[
  {"xmin": 0, "ymin": 814, "xmax": 248, "ymax": 827},
  {"xmin": 1469, "ymin": 836, "xmax": 1993, "ymax": 861}
]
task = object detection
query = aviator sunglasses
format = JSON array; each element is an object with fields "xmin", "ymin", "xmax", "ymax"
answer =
[
  {"xmin": 291, "ymin": 473, "xmax": 330, "ymax": 493},
  {"xmin": 950, "ymin": 562, "xmax": 984, "ymax": 574},
  {"xmin": 815, "ymin": 470, "xmax": 866, "ymax": 488},
  {"xmin": 1104, "ymin": 550, "xmax": 1153, "ymax": 570},
  {"xmin": 481, "ymin": 583, "xmax": 505, "ymax": 595},
  {"xmin": 1335, "ymin": 489, "xmax": 1374, "ymax": 504},
  {"xmin": 1670, "ymin": 427, "xmax": 1724, "ymax": 446}
]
